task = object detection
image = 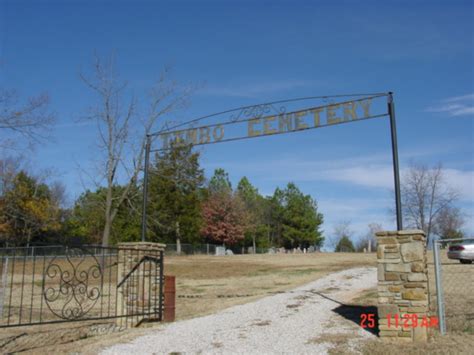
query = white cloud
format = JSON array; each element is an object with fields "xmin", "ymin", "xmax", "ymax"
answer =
[
  {"xmin": 444, "ymin": 168, "xmax": 474, "ymax": 200},
  {"xmin": 444, "ymin": 93, "xmax": 474, "ymax": 102},
  {"xmin": 426, "ymin": 93, "xmax": 474, "ymax": 116},
  {"xmin": 205, "ymin": 154, "xmax": 474, "ymax": 201},
  {"xmin": 312, "ymin": 166, "xmax": 473, "ymax": 200}
]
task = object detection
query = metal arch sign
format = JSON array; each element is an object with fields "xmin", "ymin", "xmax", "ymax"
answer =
[
  {"xmin": 143, "ymin": 92, "xmax": 403, "ymax": 242},
  {"xmin": 153, "ymin": 95, "xmax": 388, "ymax": 151}
]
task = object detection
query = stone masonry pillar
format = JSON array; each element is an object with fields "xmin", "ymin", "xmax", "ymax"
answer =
[
  {"xmin": 376, "ymin": 230, "xmax": 429, "ymax": 342},
  {"xmin": 116, "ymin": 242, "xmax": 166, "ymax": 327}
]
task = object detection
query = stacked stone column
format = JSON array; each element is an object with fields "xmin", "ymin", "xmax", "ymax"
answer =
[
  {"xmin": 376, "ymin": 230, "xmax": 429, "ymax": 342},
  {"xmin": 116, "ymin": 242, "xmax": 165, "ymax": 327}
]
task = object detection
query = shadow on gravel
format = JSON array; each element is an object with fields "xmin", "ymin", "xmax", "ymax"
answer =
[{"xmin": 314, "ymin": 292, "xmax": 379, "ymax": 336}]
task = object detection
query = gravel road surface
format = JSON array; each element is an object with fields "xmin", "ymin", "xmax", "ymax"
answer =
[{"xmin": 102, "ymin": 267, "xmax": 377, "ymax": 355}]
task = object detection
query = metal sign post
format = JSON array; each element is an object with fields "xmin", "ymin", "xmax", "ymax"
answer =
[
  {"xmin": 388, "ymin": 93, "xmax": 403, "ymax": 230},
  {"xmin": 141, "ymin": 136, "xmax": 151, "ymax": 242},
  {"xmin": 433, "ymin": 240, "xmax": 446, "ymax": 335}
]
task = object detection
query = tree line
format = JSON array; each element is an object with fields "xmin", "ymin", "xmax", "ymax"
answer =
[{"xmin": 0, "ymin": 144, "xmax": 325, "ymax": 250}]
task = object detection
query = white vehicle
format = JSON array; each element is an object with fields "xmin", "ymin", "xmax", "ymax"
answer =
[{"xmin": 447, "ymin": 241, "xmax": 474, "ymax": 264}]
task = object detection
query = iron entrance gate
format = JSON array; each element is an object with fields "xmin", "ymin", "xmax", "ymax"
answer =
[{"xmin": 0, "ymin": 245, "xmax": 164, "ymax": 328}]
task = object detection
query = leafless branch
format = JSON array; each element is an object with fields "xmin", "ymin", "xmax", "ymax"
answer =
[
  {"xmin": 401, "ymin": 162, "xmax": 460, "ymax": 244},
  {"xmin": 80, "ymin": 53, "xmax": 195, "ymax": 246},
  {"xmin": 0, "ymin": 88, "xmax": 56, "ymax": 149}
]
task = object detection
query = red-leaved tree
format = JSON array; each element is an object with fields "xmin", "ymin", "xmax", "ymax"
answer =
[{"xmin": 201, "ymin": 192, "xmax": 247, "ymax": 246}]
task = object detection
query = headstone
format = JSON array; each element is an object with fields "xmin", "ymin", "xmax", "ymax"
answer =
[
  {"xmin": 308, "ymin": 246, "xmax": 315, "ymax": 253},
  {"xmin": 215, "ymin": 246, "xmax": 226, "ymax": 256},
  {"xmin": 225, "ymin": 249, "xmax": 234, "ymax": 256}
]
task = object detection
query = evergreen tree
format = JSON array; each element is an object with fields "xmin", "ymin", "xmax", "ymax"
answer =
[
  {"xmin": 272, "ymin": 183, "xmax": 324, "ymax": 249},
  {"xmin": 209, "ymin": 168, "xmax": 232, "ymax": 194},
  {"xmin": 147, "ymin": 143, "xmax": 204, "ymax": 252},
  {"xmin": 335, "ymin": 235, "xmax": 355, "ymax": 252}
]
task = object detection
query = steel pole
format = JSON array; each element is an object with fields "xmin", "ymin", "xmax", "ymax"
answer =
[
  {"xmin": 388, "ymin": 92, "xmax": 403, "ymax": 230},
  {"xmin": 141, "ymin": 136, "xmax": 151, "ymax": 242},
  {"xmin": 433, "ymin": 240, "xmax": 446, "ymax": 335}
]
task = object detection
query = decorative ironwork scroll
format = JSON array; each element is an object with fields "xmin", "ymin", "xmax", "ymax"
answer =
[
  {"xmin": 43, "ymin": 248, "xmax": 102, "ymax": 320},
  {"xmin": 229, "ymin": 103, "xmax": 287, "ymax": 123}
]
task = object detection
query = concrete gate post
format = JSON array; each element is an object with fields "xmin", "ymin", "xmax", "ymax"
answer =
[
  {"xmin": 116, "ymin": 242, "xmax": 166, "ymax": 327},
  {"xmin": 376, "ymin": 230, "xmax": 429, "ymax": 342}
]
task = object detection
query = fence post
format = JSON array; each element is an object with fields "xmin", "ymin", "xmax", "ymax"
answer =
[{"xmin": 433, "ymin": 239, "xmax": 446, "ymax": 335}]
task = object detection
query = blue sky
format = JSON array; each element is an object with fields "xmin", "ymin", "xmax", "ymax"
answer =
[{"xmin": 1, "ymin": 0, "xmax": 473, "ymax": 243}]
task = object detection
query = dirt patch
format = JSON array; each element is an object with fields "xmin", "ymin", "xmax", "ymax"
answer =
[
  {"xmin": 211, "ymin": 341, "xmax": 223, "ymax": 348},
  {"xmin": 294, "ymin": 295, "xmax": 311, "ymax": 300},
  {"xmin": 322, "ymin": 286, "xmax": 341, "ymax": 293}
]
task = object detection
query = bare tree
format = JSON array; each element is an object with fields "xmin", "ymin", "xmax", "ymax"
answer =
[
  {"xmin": 326, "ymin": 220, "xmax": 353, "ymax": 249},
  {"xmin": 356, "ymin": 223, "xmax": 382, "ymax": 252},
  {"xmin": 49, "ymin": 180, "xmax": 68, "ymax": 208},
  {"xmin": 80, "ymin": 54, "xmax": 193, "ymax": 246},
  {"xmin": 0, "ymin": 157, "xmax": 21, "ymax": 196},
  {"xmin": 0, "ymin": 89, "xmax": 55, "ymax": 149},
  {"xmin": 433, "ymin": 206, "xmax": 465, "ymax": 240},
  {"xmin": 401, "ymin": 163, "xmax": 459, "ymax": 245}
]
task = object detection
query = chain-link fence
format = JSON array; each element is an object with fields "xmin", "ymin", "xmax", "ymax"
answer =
[{"xmin": 430, "ymin": 238, "xmax": 474, "ymax": 335}]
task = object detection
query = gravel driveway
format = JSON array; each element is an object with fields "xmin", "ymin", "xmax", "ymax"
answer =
[{"xmin": 102, "ymin": 267, "xmax": 377, "ymax": 355}]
